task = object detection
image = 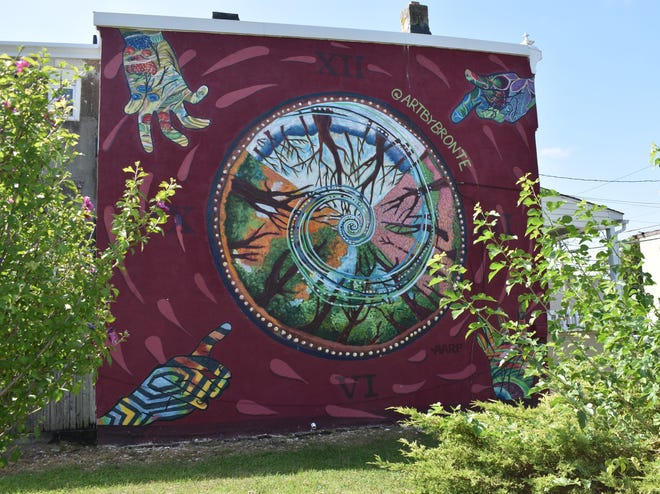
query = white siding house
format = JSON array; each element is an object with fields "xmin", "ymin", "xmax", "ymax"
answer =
[{"xmin": 634, "ymin": 229, "xmax": 660, "ymax": 308}]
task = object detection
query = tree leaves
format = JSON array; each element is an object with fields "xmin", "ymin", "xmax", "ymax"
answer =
[
  {"xmin": 0, "ymin": 51, "xmax": 178, "ymax": 465},
  {"xmin": 426, "ymin": 172, "xmax": 660, "ymax": 445}
]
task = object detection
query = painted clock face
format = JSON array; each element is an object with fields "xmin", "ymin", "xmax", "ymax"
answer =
[{"xmin": 209, "ymin": 94, "xmax": 466, "ymax": 359}]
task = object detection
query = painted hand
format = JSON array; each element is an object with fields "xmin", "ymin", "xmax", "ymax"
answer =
[
  {"xmin": 98, "ymin": 323, "xmax": 232, "ymax": 426},
  {"xmin": 121, "ymin": 30, "xmax": 210, "ymax": 153},
  {"xmin": 451, "ymin": 69, "xmax": 535, "ymax": 124}
]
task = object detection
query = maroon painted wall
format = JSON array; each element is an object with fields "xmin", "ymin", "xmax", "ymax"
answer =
[{"xmin": 96, "ymin": 24, "xmax": 540, "ymax": 441}]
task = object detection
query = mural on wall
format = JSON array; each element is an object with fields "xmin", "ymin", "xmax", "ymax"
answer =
[
  {"xmin": 121, "ymin": 30, "xmax": 210, "ymax": 152},
  {"xmin": 475, "ymin": 322, "xmax": 534, "ymax": 401},
  {"xmin": 95, "ymin": 21, "xmax": 542, "ymax": 436},
  {"xmin": 99, "ymin": 323, "xmax": 232, "ymax": 425},
  {"xmin": 210, "ymin": 95, "xmax": 465, "ymax": 358},
  {"xmin": 451, "ymin": 69, "xmax": 535, "ymax": 124}
]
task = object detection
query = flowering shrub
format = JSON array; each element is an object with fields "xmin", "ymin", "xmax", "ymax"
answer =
[
  {"xmin": 0, "ymin": 51, "xmax": 178, "ymax": 464},
  {"xmin": 14, "ymin": 59, "xmax": 29, "ymax": 73}
]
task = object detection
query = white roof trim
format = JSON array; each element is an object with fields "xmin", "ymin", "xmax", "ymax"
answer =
[
  {"xmin": 94, "ymin": 12, "xmax": 542, "ymax": 73},
  {"xmin": 0, "ymin": 41, "xmax": 100, "ymax": 60},
  {"xmin": 542, "ymin": 192, "xmax": 626, "ymax": 235}
]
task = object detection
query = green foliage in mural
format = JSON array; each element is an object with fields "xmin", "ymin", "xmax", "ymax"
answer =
[
  {"xmin": 230, "ymin": 223, "xmax": 424, "ymax": 346},
  {"xmin": 219, "ymin": 144, "xmax": 455, "ymax": 348},
  {"xmin": 0, "ymin": 51, "xmax": 177, "ymax": 465},
  {"xmin": 210, "ymin": 96, "xmax": 467, "ymax": 357}
]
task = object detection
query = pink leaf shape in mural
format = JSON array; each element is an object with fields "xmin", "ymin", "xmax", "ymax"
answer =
[
  {"xmin": 203, "ymin": 46, "xmax": 270, "ymax": 76},
  {"xmin": 408, "ymin": 349, "xmax": 427, "ymax": 362},
  {"xmin": 145, "ymin": 335, "xmax": 167, "ymax": 364},
  {"xmin": 193, "ymin": 273, "xmax": 217, "ymax": 303},
  {"xmin": 515, "ymin": 122, "xmax": 530, "ymax": 149},
  {"xmin": 103, "ymin": 205, "xmax": 117, "ymax": 243},
  {"xmin": 482, "ymin": 125, "xmax": 502, "ymax": 160},
  {"xmin": 216, "ymin": 84, "xmax": 277, "ymax": 109},
  {"xmin": 178, "ymin": 49, "xmax": 197, "ymax": 68},
  {"xmin": 119, "ymin": 267, "xmax": 145, "ymax": 304},
  {"xmin": 103, "ymin": 52, "xmax": 123, "ymax": 80},
  {"xmin": 498, "ymin": 282, "xmax": 509, "ymax": 305},
  {"xmin": 438, "ymin": 363, "xmax": 477, "ymax": 381},
  {"xmin": 465, "ymin": 156, "xmax": 480, "ymax": 186},
  {"xmin": 104, "ymin": 205, "xmax": 144, "ymax": 303},
  {"xmin": 178, "ymin": 144, "xmax": 199, "ymax": 182},
  {"xmin": 281, "ymin": 56, "xmax": 316, "ymax": 64},
  {"xmin": 102, "ymin": 115, "xmax": 129, "ymax": 151},
  {"xmin": 512, "ymin": 166, "xmax": 525, "ymax": 180},
  {"xmin": 330, "ymin": 42, "xmax": 350, "ymax": 49},
  {"xmin": 392, "ymin": 381, "xmax": 426, "ymax": 394},
  {"xmin": 175, "ymin": 214, "xmax": 185, "ymax": 253},
  {"xmin": 109, "ymin": 344, "xmax": 132, "ymax": 375},
  {"xmin": 329, "ymin": 374, "xmax": 357, "ymax": 385},
  {"xmin": 416, "ymin": 54, "xmax": 450, "ymax": 88},
  {"xmin": 366, "ymin": 64, "xmax": 392, "ymax": 77},
  {"xmin": 138, "ymin": 173, "xmax": 153, "ymax": 213},
  {"xmin": 488, "ymin": 54, "xmax": 509, "ymax": 71},
  {"xmin": 448, "ymin": 314, "xmax": 469, "ymax": 337},
  {"xmin": 471, "ymin": 384, "xmax": 492, "ymax": 394},
  {"xmin": 270, "ymin": 359, "xmax": 308, "ymax": 383},
  {"xmin": 474, "ymin": 259, "xmax": 485, "ymax": 284},
  {"xmin": 325, "ymin": 405, "xmax": 385, "ymax": 419},
  {"xmin": 236, "ymin": 399, "xmax": 278, "ymax": 416},
  {"xmin": 495, "ymin": 204, "xmax": 508, "ymax": 234},
  {"xmin": 157, "ymin": 299, "xmax": 190, "ymax": 335}
]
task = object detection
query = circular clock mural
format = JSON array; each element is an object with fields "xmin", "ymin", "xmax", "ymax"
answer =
[{"xmin": 208, "ymin": 94, "xmax": 466, "ymax": 359}]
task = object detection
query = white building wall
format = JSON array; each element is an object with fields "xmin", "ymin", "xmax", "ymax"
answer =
[{"xmin": 637, "ymin": 229, "xmax": 660, "ymax": 307}]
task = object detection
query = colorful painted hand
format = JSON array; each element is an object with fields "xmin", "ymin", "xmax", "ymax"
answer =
[
  {"xmin": 475, "ymin": 321, "xmax": 533, "ymax": 401},
  {"xmin": 98, "ymin": 324, "xmax": 232, "ymax": 425},
  {"xmin": 451, "ymin": 69, "xmax": 535, "ymax": 124},
  {"xmin": 121, "ymin": 30, "xmax": 210, "ymax": 153},
  {"xmin": 209, "ymin": 95, "xmax": 466, "ymax": 359}
]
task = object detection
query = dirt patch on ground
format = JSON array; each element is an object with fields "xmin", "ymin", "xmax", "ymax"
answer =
[{"xmin": 3, "ymin": 425, "xmax": 409, "ymax": 475}]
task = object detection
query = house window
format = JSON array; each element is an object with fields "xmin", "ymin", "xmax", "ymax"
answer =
[{"xmin": 49, "ymin": 68, "xmax": 81, "ymax": 121}]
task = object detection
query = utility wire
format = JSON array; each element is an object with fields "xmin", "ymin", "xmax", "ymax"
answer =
[
  {"xmin": 622, "ymin": 223, "xmax": 660, "ymax": 235},
  {"xmin": 540, "ymin": 173, "xmax": 660, "ymax": 183},
  {"xmin": 579, "ymin": 196, "xmax": 660, "ymax": 207},
  {"xmin": 577, "ymin": 167, "xmax": 652, "ymax": 195}
]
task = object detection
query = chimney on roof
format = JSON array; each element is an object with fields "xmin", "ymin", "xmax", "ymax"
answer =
[
  {"xmin": 401, "ymin": 2, "xmax": 431, "ymax": 34},
  {"xmin": 212, "ymin": 12, "xmax": 240, "ymax": 21}
]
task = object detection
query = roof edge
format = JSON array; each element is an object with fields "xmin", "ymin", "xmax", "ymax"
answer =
[
  {"xmin": 0, "ymin": 41, "xmax": 100, "ymax": 60},
  {"xmin": 541, "ymin": 189, "xmax": 625, "ymax": 217},
  {"xmin": 93, "ymin": 12, "xmax": 542, "ymax": 73}
]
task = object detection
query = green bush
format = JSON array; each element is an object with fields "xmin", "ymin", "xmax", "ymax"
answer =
[
  {"xmin": 379, "ymin": 398, "xmax": 657, "ymax": 493},
  {"xmin": 379, "ymin": 173, "xmax": 659, "ymax": 493}
]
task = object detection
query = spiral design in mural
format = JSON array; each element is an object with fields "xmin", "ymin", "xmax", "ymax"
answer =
[
  {"xmin": 287, "ymin": 184, "xmax": 432, "ymax": 306},
  {"xmin": 332, "ymin": 188, "xmax": 376, "ymax": 246},
  {"xmin": 208, "ymin": 94, "xmax": 466, "ymax": 358}
]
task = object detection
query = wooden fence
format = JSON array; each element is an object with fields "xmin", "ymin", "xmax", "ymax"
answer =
[{"xmin": 26, "ymin": 374, "xmax": 96, "ymax": 432}]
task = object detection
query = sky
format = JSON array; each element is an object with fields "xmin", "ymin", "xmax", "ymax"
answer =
[{"xmin": 2, "ymin": 0, "xmax": 659, "ymax": 238}]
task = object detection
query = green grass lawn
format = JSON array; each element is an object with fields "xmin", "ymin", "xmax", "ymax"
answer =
[{"xmin": 0, "ymin": 429, "xmax": 415, "ymax": 494}]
